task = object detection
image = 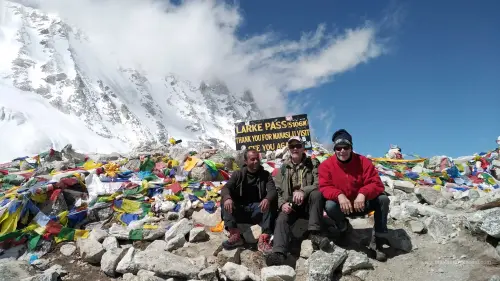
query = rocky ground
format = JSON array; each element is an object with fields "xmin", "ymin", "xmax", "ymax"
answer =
[{"xmin": 1, "ymin": 144, "xmax": 500, "ymax": 281}]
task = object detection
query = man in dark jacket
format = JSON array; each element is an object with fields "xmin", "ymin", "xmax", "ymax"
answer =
[
  {"xmin": 220, "ymin": 149, "xmax": 277, "ymax": 253},
  {"xmin": 318, "ymin": 129, "xmax": 390, "ymax": 261},
  {"xmin": 266, "ymin": 137, "xmax": 330, "ymax": 266}
]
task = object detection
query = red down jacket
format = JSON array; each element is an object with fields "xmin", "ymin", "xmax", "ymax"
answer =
[{"xmin": 318, "ymin": 153, "xmax": 385, "ymax": 202}]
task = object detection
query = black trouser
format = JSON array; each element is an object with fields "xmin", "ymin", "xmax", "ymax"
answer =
[
  {"xmin": 272, "ymin": 190, "xmax": 324, "ymax": 254},
  {"xmin": 221, "ymin": 202, "xmax": 272, "ymax": 234},
  {"xmin": 324, "ymin": 194, "xmax": 390, "ymax": 233}
]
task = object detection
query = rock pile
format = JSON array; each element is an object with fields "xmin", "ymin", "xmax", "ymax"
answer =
[{"xmin": 0, "ymin": 143, "xmax": 499, "ymax": 281}]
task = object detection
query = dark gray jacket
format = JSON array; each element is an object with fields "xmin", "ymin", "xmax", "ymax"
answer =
[
  {"xmin": 220, "ymin": 165, "xmax": 278, "ymax": 204},
  {"xmin": 275, "ymin": 155, "xmax": 320, "ymax": 208}
]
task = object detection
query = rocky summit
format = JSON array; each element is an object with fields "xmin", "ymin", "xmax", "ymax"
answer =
[{"xmin": 0, "ymin": 143, "xmax": 500, "ymax": 281}]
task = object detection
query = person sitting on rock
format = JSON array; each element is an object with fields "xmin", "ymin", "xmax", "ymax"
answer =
[
  {"xmin": 265, "ymin": 137, "xmax": 330, "ymax": 266},
  {"xmin": 318, "ymin": 129, "xmax": 390, "ymax": 261},
  {"xmin": 220, "ymin": 149, "xmax": 277, "ymax": 252}
]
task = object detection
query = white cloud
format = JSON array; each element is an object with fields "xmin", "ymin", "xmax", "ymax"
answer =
[{"xmin": 12, "ymin": 0, "xmax": 385, "ymax": 116}]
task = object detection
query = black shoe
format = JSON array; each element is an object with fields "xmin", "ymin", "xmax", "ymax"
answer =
[
  {"xmin": 309, "ymin": 232, "xmax": 330, "ymax": 251},
  {"xmin": 368, "ymin": 235, "xmax": 388, "ymax": 262},
  {"xmin": 265, "ymin": 252, "xmax": 286, "ymax": 266}
]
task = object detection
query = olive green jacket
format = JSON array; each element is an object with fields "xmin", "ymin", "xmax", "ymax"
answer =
[{"xmin": 275, "ymin": 154, "xmax": 320, "ymax": 209}]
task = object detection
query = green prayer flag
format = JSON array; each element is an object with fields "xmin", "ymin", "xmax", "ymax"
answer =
[
  {"xmin": 129, "ymin": 229, "xmax": 143, "ymax": 240},
  {"xmin": 57, "ymin": 227, "xmax": 75, "ymax": 242},
  {"xmin": 28, "ymin": 235, "xmax": 41, "ymax": 250}
]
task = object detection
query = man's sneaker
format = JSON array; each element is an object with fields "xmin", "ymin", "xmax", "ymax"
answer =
[
  {"xmin": 257, "ymin": 234, "xmax": 272, "ymax": 253},
  {"xmin": 222, "ymin": 228, "xmax": 244, "ymax": 250},
  {"xmin": 309, "ymin": 232, "xmax": 330, "ymax": 251},
  {"xmin": 265, "ymin": 252, "xmax": 286, "ymax": 266}
]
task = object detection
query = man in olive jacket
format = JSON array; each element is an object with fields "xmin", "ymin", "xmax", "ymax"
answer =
[
  {"xmin": 266, "ymin": 137, "xmax": 329, "ymax": 266},
  {"xmin": 220, "ymin": 149, "xmax": 278, "ymax": 253}
]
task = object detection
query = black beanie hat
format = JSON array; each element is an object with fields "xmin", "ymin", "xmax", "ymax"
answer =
[{"xmin": 332, "ymin": 129, "xmax": 353, "ymax": 147}]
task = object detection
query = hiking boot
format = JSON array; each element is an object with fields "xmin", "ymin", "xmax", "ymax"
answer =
[
  {"xmin": 265, "ymin": 252, "xmax": 286, "ymax": 266},
  {"xmin": 222, "ymin": 228, "xmax": 244, "ymax": 250},
  {"xmin": 368, "ymin": 233, "xmax": 388, "ymax": 262},
  {"xmin": 257, "ymin": 234, "xmax": 272, "ymax": 254},
  {"xmin": 309, "ymin": 231, "xmax": 330, "ymax": 251}
]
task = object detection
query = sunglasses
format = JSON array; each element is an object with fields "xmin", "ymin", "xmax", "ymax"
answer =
[
  {"xmin": 288, "ymin": 143, "xmax": 303, "ymax": 149},
  {"xmin": 334, "ymin": 146, "xmax": 351, "ymax": 151}
]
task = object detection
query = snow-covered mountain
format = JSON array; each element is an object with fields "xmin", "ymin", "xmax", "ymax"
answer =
[{"xmin": 0, "ymin": 0, "xmax": 264, "ymax": 162}]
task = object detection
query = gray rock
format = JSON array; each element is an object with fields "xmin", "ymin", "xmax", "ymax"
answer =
[
  {"xmin": 308, "ymin": 247, "xmax": 348, "ymax": 281},
  {"xmin": 137, "ymin": 269, "xmax": 165, "ymax": 281},
  {"xmin": 0, "ymin": 260, "xmax": 31, "ymax": 280},
  {"xmin": 480, "ymin": 215, "xmax": 500, "ymax": 238},
  {"xmin": 122, "ymin": 273, "xmax": 139, "ymax": 281},
  {"xmin": 190, "ymin": 256, "xmax": 208, "ymax": 272},
  {"xmin": 189, "ymin": 227, "xmax": 209, "ymax": 242},
  {"xmin": 76, "ymin": 237, "xmax": 105, "ymax": 264},
  {"xmin": 408, "ymin": 220, "xmax": 426, "ymax": 234},
  {"xmin": 416, "ymin": 187, "xmax": 441, "ymax": 205},
  {"xmin": 101, "ymin": 247, "xmax": 127, "ymax": 276},
  {"xmin": 393, "ymin": 180, "xmax": 415, "ymax": 193},
  {"xmin": 21, "ymin": 271, "xmax": 59, "ymax": 281},
  {"xmin": 425, "ymin": 215, "xmax": 458, "ymax": 243},
  {"xmin": 489, "ymin": 275, "xmax": 500, "ymax": 281},
  {"xmin": 165, "ymin": 218, "xmax": 193, "ymax": 242},
  {"xmin": 353, "ymin": 270, "xmax": 371, "ymax": 280},
  {"xmin": 220, "ymin": 262, "xmax": 253, "ymax": 281},
  {"xmin": 217, "ymin": 248, "xmax": 242, "ymax": 267},
  {"xmin": 133, "ymin": 248, "xmax": 201, "ymax": 279},
  {"xmin": 60, "ymin": 244, "xmax": 76, "ymax": 257},
  {"xmin": 434, "ymin": 197, "xmax": 449, "ymax": 208},
  {"xmin": 102, "ymin": 236, "xmax": 119, "ymax": 250},
  {"xmin": 465, "ymin": 208, "xmax": 500, "ymax": 234},
  {"xmin": 240, "ymin": 249, "xmax": 266, "ymax": 277},
  {"xmin": 44, "ymin": 264, "xmax": 67, "ymax": 277},
  {"xmin": 300, "ymin": 240, "xmax": 314, "ymax": 259},
  {"xmin": 116, "ymin": 247, "xmax": 137, "ymax": 274},
  {"xmin": 261, "ymin": 265, "xmax": 296, "ymax": 281},
  {"xmin": 342, "ymin": 251, "xmax": 372, "ymax": 274},
  {"xmin": 198, "ymin": 265, "xmax": 218, "ymax": 281},
  {"xmin": 146, "ymin": 240, "xmax": 168, "ymax": 251},
  {"xmin": 405, "ymin": 202, "xmax": 445, "ymax": 217},
  {"xmin": 166, "ymin": 234, "xmax": 187, "ymax": 251},
  {"xmin": 191, "ymin": 208, "xmax": 222, "ymax": 227}
]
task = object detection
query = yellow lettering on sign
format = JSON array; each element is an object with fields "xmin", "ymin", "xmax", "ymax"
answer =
[
  {"xmin": 236, "ymin": 123, "xmax": 264, "ymax": 134},
  {"xmin": 247, "ymin": 145, "xmax": 261, "ymax": 151},
  {"xmin": 277, "ymin": 142, "xmax": 286, "ymax": 149}
]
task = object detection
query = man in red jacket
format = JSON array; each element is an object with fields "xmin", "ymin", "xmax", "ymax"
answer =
[{"xmin": 318, "ymin": 129, "xmax": 390, "ymax": 261}]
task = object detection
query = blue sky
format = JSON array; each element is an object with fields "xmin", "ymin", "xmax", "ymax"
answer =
[{"xmin": 235, "ymin": 0, "xmax": 500, "ymax": 158}]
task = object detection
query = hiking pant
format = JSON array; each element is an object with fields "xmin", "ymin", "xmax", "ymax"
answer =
[
  {"xmin": 324, "ymin": 194, "xmax": 390, "ymax": 233},
  {"xmin": 272, "ymin": 190, "xmax": 324, "ymax": 254},
  {"xmin": 221, "ymin": 202, "xmax": 272, "ymax": 234}
]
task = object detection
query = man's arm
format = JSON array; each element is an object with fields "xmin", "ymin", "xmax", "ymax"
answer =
[
  {"xmin": 318, "ymin": 161, "xmax": 342, "ymax": 202},
  {"xmin": 274, "ymin": 166, "xmax": 287, "ymax": 208},
  {"xmin": 220, "ymin": 171, "xmax": 240, "ymax": 203},
  {"xmin": 302, "ymin": 158, "xmax": 320, "ymax": 197},
  {"xmin": 358, "ymin": 158, "xmax": 385, "ymax": 200},
  {"xmin": 264, "ymin": 172, "xmax": 278, "ymax": 202}
]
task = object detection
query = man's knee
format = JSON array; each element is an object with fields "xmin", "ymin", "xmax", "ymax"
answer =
[
  {"xmin": 275, "ymin": 212, "xmax": 289, "ymax": 226},
  {"xmin": 376, "ymin": 194, "xmax": 390, "ymax": 206},
  {"xmin": 308, "ymin": 189, "xmax": 324, "ymax": 202},
  {"xmin": 325, "ymin": 200, "xmax": 341, "ymax": 213}
]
